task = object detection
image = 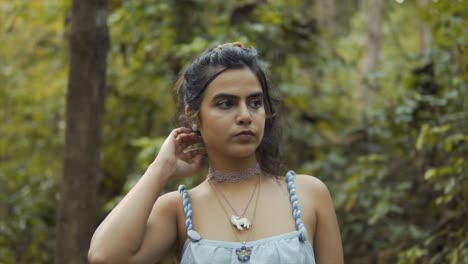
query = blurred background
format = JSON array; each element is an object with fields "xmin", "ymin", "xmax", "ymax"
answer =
[{"xmin": 0, "ymin": 0, "xmax": 466, "ymax": 263}]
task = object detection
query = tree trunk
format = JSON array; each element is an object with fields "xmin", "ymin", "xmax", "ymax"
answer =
[
  {"xmin": 358, "ymin": 0, "xmax": 384, "ymax": 117},
  {"xmin": 55, "ymin": 0, "xmax": 109, "ymax": 263},
  {"xmin": 418, "ymin": 0, "xmax": 431, "ymax": 60}
]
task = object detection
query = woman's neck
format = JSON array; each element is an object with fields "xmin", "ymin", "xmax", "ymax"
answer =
[{"xmin": 207, "ymin": 156, "xmax": 258, "ymax": 174}]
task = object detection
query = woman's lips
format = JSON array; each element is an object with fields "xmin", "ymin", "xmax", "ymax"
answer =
[
  {"xmin": 234, "ymin": 130, "xmax": 255, "ymax": 136},
  {"xmin": 234, "ymin": 130, "xmax": 255, "ymax": 141}
]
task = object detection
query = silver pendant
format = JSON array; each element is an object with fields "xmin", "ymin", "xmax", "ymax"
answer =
[{"xmin": 230, "ymin": 215, "xmax": 251, "ymax": 230}]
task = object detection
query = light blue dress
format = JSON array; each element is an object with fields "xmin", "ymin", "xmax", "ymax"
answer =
[{"xmin": 178, "ymin": 171, "xmax": 316, "ymax": 264}]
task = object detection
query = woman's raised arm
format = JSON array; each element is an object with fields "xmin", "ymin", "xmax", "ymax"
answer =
[{"xmin": 88, "ymin": 127, "xmax": 204, "ymax": 263}]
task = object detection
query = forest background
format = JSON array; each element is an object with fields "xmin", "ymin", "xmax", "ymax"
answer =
[{"xmin": 0, "ymin": 0, "xmax": 466, "ymax": 263}]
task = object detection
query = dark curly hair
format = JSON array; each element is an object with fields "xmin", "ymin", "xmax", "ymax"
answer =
[{"xmin": 174, "ymin": 43, "xmax": 283, "ymax": 176}]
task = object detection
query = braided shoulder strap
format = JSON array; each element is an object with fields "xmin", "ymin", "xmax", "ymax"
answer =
[
  {"xmin": 286, "ymin": 171, "xmax": 308, "ymax": 242},
  {"xmin": 178, "ymin": 185, "xmax": 201, "ymax": 242}
]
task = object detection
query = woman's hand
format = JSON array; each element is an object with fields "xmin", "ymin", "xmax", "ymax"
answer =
[{"xmin": 154, "ymin": 127, "xmax": 205, "ymax": 179}]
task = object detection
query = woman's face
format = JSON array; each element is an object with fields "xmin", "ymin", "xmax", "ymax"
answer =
[{"xmin": 198, "ymin": 68, "xmax": 266, "ymax": 160}]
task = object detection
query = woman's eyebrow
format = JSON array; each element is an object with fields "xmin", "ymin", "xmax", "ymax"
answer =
[
  {"xmin": 212, "ymin": 91, "xmax": 263, "ymax": 101},
  {"xmin": 212, "ymin": 93, "xmax": 238, "ymax": 102},
  {"xmin": 248, "ymin": 91, "xmax": 263, "ymax": 99}
]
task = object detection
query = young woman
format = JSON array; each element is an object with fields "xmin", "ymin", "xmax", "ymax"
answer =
[{"xmin": 88, "ymin": 42, "xmax": 344, "ymax": 263}]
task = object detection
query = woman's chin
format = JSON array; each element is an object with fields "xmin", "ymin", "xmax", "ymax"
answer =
[
  {"xmin": 205, "ymin": 143, "xmax": 259, "ymax": 160},
  {"xmin": 226, "ymin": 145, "xmax": 258, "ymax": 159}
]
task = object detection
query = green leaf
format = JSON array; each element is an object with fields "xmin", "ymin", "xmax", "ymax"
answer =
[{"xmin": 424, "ymin": 168, "xmax": 436, "ymax": 181}]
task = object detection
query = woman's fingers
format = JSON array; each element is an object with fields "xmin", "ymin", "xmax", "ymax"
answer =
[
  {"xmin": 172, "ymin": 127, "xmax": 192, "ymax": 137},
  {"xmin": 165, "ymin": 127, "xmax": 206, "ymax": 177},
  {"xmin": 173, "ymin": 149, "xmax": 205, "ymax": 178},
  {"xmin": 175, "ymin": 133, "xmax": 203, "ymax": 152},
  {"xmin": 171, "ymin": 127, "xmax": 192, "ymax": 138},
  {"xmin": 157, "ymin": 127, "xmax": 204, "ymax": 178},
  {"xmin": 180, "ymin": 148, "xmax": 205, "ymax": 161}
]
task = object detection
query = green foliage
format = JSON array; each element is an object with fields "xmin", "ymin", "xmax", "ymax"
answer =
[
  {"xmin": 1, "ymin": 0, "xmax": 467, "ymax": 263},
  {"xmin": 329, "ymin": 1, "xmax": 467, "ymax": 262},
  {"xmin": 0, "ymin": 1, "xmax": 67, "ymax": 262}
]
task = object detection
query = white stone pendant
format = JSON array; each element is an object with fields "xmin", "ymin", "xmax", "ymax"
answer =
[{"xmin": 230, "ymin": 215, "xmax": 251, "ymax": 230}]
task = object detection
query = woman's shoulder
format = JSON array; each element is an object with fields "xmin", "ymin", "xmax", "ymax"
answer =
[
  {"xmin": 155, "ymin": 190, "xmax": 183, "ymax": 211},
  {"xmin": 177, "ymin": 180, "xmax": 211, "ymax": 200},
  {"xmin": 290, "ymin": 172, "xmax": 332, "ymax": 199},
  {"xmin": 157, "ymin": 180, "xmax": 208, "ymax": 204}
]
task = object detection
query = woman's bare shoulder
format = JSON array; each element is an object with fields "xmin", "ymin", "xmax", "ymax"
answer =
[
  {"xmin": 158, "ymin": 181, "xmax": 207, "ymax": 204},
  {"xmin": 269, "ymin": 173, "xmax": 329, "ymax": 193},
  {"xmin": 293, "ymin": 173, "xmax": 332, "ymax": 199},
  {"xmin": 158, "ymin": 181, "xmax": 210, "ymax": 209},
  {"xmin": 153, "ymin": 190, "xmax": 183, "ymax": 213}
]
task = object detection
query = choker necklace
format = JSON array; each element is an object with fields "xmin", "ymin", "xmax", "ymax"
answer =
[
  {"xmin": 208, "ymin": 175, "xmax": 260, "ymax": 231},
  {"xmin": 208, "ymin": 176, "xmax": 261, "ymax": 262},
  {"xmin": 208, "ymin": 163, "xmax": 261, "ymax": 183}
]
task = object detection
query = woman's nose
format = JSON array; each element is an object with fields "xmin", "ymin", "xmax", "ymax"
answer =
[{"xmin": 236, "ymin": 103, "xmax": 252, "ymax": 125}]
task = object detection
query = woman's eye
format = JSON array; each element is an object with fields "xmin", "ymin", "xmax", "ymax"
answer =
[
  {"xmin": 216, "ymin": 100, "xmax": 234, "ymax": 109},
  {"xmin": 249, "ymin": 99, "xmax": 263, "ymax": 109}
]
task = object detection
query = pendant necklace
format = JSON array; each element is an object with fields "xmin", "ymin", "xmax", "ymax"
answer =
[
  {"xmin": 208, "ymin": 177, "xmax": 261, "ymax": 262},
  {"xmin": 209, "ymin": 173, "xmax": 260, "ymax": 231}
]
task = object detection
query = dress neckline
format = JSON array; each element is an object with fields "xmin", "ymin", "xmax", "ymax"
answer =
[{"xmin": 182, "ymin": 230, "xmax": 313, "ymax": 254}]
